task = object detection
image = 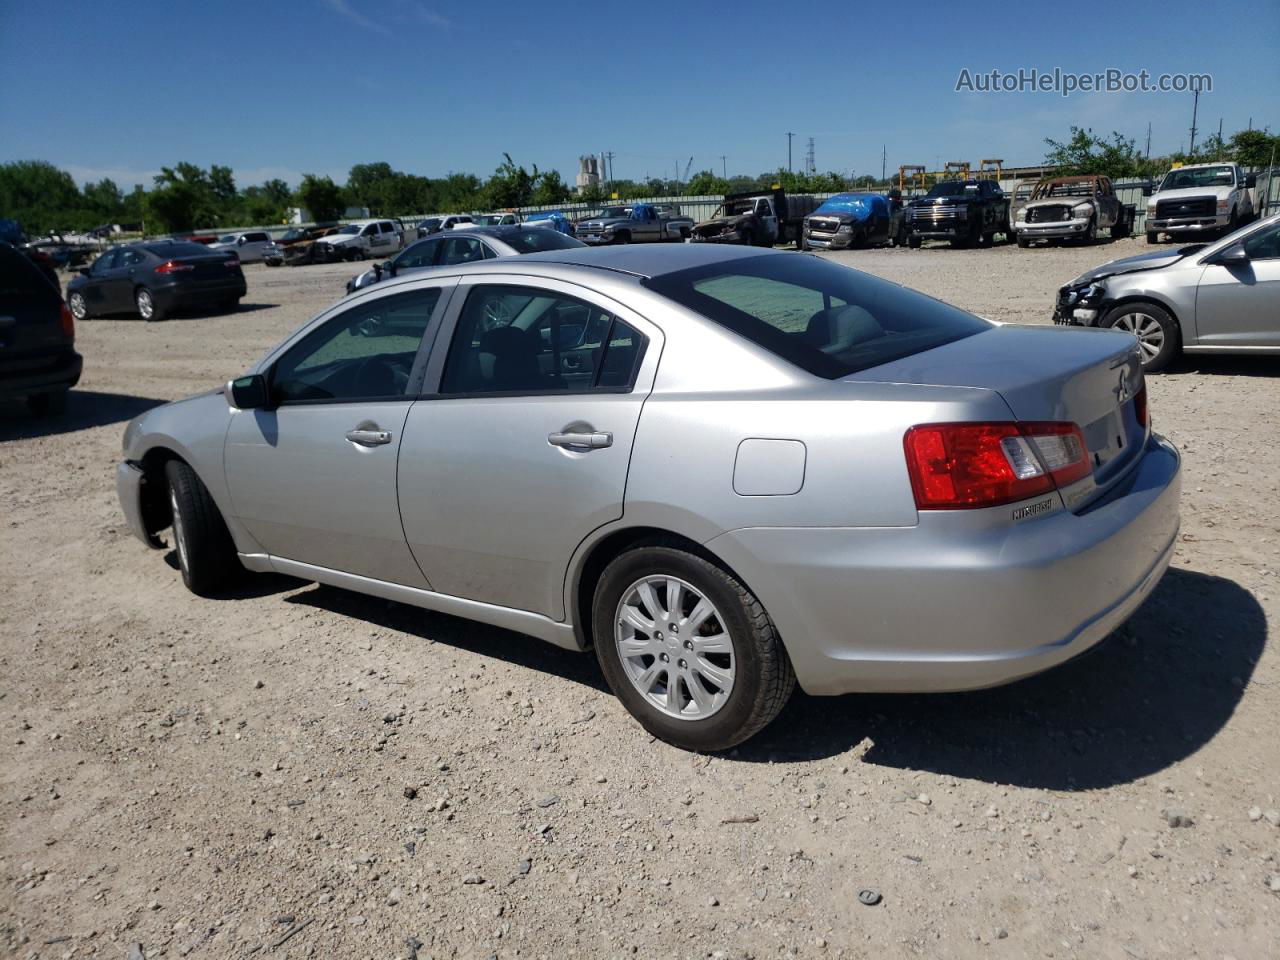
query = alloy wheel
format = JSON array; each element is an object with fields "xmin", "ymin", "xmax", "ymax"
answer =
[
  {"xmin": 136, "ymin": 289, "xmax": 154, "ymax": 320},
  {"xmin": 614, "ymin": 575, "xmax": 736, "ymax": 720},
  {"xmin": 68, "ymin": 292, "xmax": 87, "ymax": 320},
  {"xmin": 169, "ymin": 485, "xmax": 189, "ymax": 573},
  {"xmin": 1112, "ymin": 310, "xmax": 1165, "ymax": 363}
]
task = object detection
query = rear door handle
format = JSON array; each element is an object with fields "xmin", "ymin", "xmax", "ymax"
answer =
[
  {"xmin": 345, "ymin": 428, "xmax": 392, "ymax": 447},
  {"xmin": 548, "ymin": 431, "xmax": 612, "ymax": 450}
]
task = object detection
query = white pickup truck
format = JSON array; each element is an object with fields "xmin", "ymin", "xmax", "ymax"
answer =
[{"xmin": 1145, "ymin": 162, "xmax": 1256, "ymax": 243}]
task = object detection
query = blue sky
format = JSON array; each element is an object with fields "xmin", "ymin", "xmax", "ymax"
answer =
[{"xmin": 2, "ymin": 0, "xmax": 1277, "ymax": 190}]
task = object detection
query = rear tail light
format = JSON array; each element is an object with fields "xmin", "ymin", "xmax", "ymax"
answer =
[
  {"xmin": 1133, "ymin": 384, "xmax": 1149, "ymax": 428},
  {"xmin": 59, "ymin": 301, "xmax": 75, "ymax": 339},
  {"xmin": 154, "ymin": 259, "xmax": 195, "ymax": 274},
  {"xmin": 904, "ymin": 421, "xmax": 1091, "ymax": 510}
]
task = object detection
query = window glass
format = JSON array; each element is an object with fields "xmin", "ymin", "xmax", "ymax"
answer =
[
  {"xmin": 642, "ymin": 253, "xmax": 989, "ymax": 379},
  {"xmin": 498, "ymin": 230, "xmax": 585, "ymax": 254},
  {"xmin": 119, "ymin": 249, "xmax": 144, "ymax": 267},
  {"xmin": 272, "ymin": 288, "xmax": 441, "ymax": 403},
  {"xmin": 440, "ymin": 284, "xmax": 644, "ymax": 395},
  {"xmin": 440, "ymin": 236, "xmax": 486, "ymax": 265},
  {"xmin": 143, "ymin": 242, "xmax": 211, "ymax": 257},
  {"xmin": 362, "ymin": 224, "xmax": 378, "ymax": 236},
  {"xmin": 93, "ymin": 250, "xmax": 121, "ymax": 273},
  {"xmin": 394, "ymin": 238, "xmax": 440, "ymax": 269},
  {"xmin": 1242, "ymin": 222, "xmax": 1280, "ymax": 260}
]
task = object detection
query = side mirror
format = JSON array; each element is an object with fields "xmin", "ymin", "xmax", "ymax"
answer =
[
  {"xmin": 237, "ymin": 236, "xmax": 246, "ymax": 245},
  {"xmin": 385, "ymin": 259, "xmax": 396, "ymax": 276},
  {"xmin": 226, "ymin": 373, "xmax": 269, "ymax": 410},
  {"xmin": 1206, "ymin": 241, "xmax": 1249, "ymax": 266},
  {"xmin": 1245, "ymin": 173, "xmax": 1257, "ymax": 188},
  {"xmin": 1141, "ymin": 183, "xmax": 1153, "ymax": 197}
]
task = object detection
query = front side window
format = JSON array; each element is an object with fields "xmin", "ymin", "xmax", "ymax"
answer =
[
  {"xmin": 440, "ymin": 236, "xmax": 487, "ymax": 265},
  {"xmin": 395, "ymin": 238, "xmax": 441, "ymax": 269},
  {"xmin": 272, "ymin": 288, "xmax": 441, "ymax": 403},
  {"xmin": 92, "ymin": 250, "xmax": 120, "ymax": 274},
  {"xmin": 439, "ymin": 284, "xmax": 645, "ymax": 395},
  {"xmin": 1242, "ymin": 221, "xmax": 1280, "ymax": 260},
  {"xmin": 643, "ymin": 254, "xmax": 990, "ymax": 379}
]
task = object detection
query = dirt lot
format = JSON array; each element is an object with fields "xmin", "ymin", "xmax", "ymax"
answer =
[{"xmin": 3, "ymin": 239, "xmax": 1278, "ymax": 959}]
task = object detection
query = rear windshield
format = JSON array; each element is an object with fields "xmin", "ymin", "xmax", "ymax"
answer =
[
  {"xmin": 642, "ymin": 254, "xmax": 990, "ymax": 379},
  {"xmin": 143, "ymin": 242, "xmax": 211, "ymax": 257},
  {"xmin": 500, "ymin": 230, "xmax": 586, "ymax": 254},
  {"xmin": 926, "ymin": 181, "xmax": 973, "ymax": 197}
]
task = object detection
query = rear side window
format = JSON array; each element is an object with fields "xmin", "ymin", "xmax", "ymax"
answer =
[
  {"xmin": 439, "ymin": 284, "xmax": 645, "ymax": 395},
  {"xmin": 642, "ymin": 254, "xmax": 990, "ymax": 379},
  {"xmin": 143, "ymin": 242, "xmax": 209, "ymax": 257}
]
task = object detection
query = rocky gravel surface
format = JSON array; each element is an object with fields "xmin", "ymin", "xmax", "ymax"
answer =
[{"xmin": 2, "ymin": 239, "xmax": 1277, "ymax": 959}]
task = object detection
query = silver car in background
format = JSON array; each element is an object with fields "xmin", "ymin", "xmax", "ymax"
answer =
[
  {"xmin": 1054, "ymin": 212, "xmax": 1280, "ymax": 370},
  {"xmin": 346, "ymin": 225, "xmax": 587, "ymax": 293},
  {"xmin": 116, "ymin": 245, "xmax": 1180, "ymax": 751}
]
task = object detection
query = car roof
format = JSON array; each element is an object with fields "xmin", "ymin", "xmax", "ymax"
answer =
[{"xmin": 513, "ymin": 242, "xmax": 782, "ymax": 279}]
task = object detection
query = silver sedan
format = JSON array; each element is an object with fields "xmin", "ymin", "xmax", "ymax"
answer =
[
  {"xmin": 1054, "ymin": 212, "xmax": 1280, "ymax": 370},
  {"xmin": 117, "ymin": 245, "xmax": 1180, "ymax": 750}
]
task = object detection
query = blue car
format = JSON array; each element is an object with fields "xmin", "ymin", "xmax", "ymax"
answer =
[{"xmin": 803, "ymin": 191, "xmax": 907, "ymax": 250}]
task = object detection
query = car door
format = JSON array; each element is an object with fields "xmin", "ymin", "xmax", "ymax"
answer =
[
  {"xmin": 106, "ymin": 247, "xmax": 147, "ymax": 312},
  {"xmin": 397, "ymin": 276, "xmax": 661, "ymax": 619},
  {"xmin": 1194, "ymin": 219, "xmax": 1280, "ymax": 346},
  {"xmin": 755, "ymin": 198, "xmax": 779, "ymax": 243},
  {"xmin": 223, "ymin": 282, "xmax": 454, "ymax": 585},
  {"xmin": 81, "ymin": 249, "xmax": 120, "ymax": 313}
]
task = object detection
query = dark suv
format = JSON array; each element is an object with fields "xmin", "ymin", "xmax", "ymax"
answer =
[{"xmin": 0, "ymin": 242, "xmax": 82, "ymax": 415}]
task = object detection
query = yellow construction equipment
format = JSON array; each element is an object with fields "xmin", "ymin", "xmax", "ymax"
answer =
[{"xmin": 898, "ymin": 165, "xmax": 926, "ymax": 192}]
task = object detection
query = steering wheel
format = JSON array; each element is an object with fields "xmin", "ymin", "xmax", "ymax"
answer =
[{"xmin": 351, "ymin": 355, "xmax": 405, "ymax": 397}]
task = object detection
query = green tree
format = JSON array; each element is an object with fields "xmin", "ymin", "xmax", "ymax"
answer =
[
  {"xmin": 0, "ymin": 160, "xmax": 85, "ymax": 233},
  {"xmin": 147, "ymin": 163, "xmax": 221, "ymax": 233},
  {"xmin": 532, "ymin": 169, "xmax": 571, "ymax": 206},
  {"xmin": 484, "ymin": 153, "xmax": 538, "ymax": 209},
  {"xmin": 686, "ymin": 169, "xmax": 729, "ymax": 196},
  {"xmin": 210, "ymin": 164, "xmax": 237, "ymax": 209},
  {"xmin": 296, "ymin": 174, "xmax": 345, "ymax": 222},
  {"xmin": 1228, "ymin": 129, "xmax": 1279, "ymax": 168},
  {"xmin": 82, "ymin": 178, "xmax": 124, "ymax": 221},
  {"xmin": 1044, "ymin": 127, "xmax": 1155, "ymax": 179}
]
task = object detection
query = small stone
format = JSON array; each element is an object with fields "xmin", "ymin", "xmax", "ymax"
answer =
[
  {"xmin": 1127, "ymin": 865, "xmax": 1139, "ymax": 878},
  {"xmin": 387, "ymin": 887, "xmax": 402, "ymax": 906},
  {"xmin": 349, "ymin": 916, "xmax": 366, "ymax": 926},
  {"xmin": 1164, "ymin": 810, "xmax": 1194, "ymax": 828},
  {"xmin": 536, "ymin": 795, "xmax": 560, "ymax": 809},
  {"xmin": 1264, "ymin": 809, "xmax": 1280, "ymax": 827},
  {"xmin": 595, "ymin": 775, "xmax": 607, "ymax": 784},
  {"xmin": 403, "ymin": 786, "xmax": 418, "ymax": 800},
  {"xmin": 1266, "ymin": 874, "xmax": 1280, "ymax": 893},
  {"xmin": 463, "ymin": 873, "xmax": 485, "ymax": 885},
  {"xmin": 815, "ymin": 937, "xmax": 827, "ymax": 948},
  {"xmin": 517, "ymin": 859, "xmax": 531, "ymax": 876},
  {"xmin": 995, "ymin": 928, "xmax": 1009, "ymax": 940},
  {"xmin": 254, "ymin": 680, "xmax": 264, "ymax": 689},
  {"xmin": 1248, "ymin": 806, "xmax": 1262, "ymax": 822},
  {"xmin": 707, "ymin": 895, "xmax": 719, "ymax": 907},
  {"xmin": 916, "ymin": 793, "xmax": 931, "ymax": 806},
  {"xmin": 984, "ymin": 805, "xmax": 999, "ymax": 819}
]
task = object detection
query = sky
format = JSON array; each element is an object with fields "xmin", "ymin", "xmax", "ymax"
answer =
[{"xmin": 2, "ymin": 0, "xmax": 1278, "ymax": 191}]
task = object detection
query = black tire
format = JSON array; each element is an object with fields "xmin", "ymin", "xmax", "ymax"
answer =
[
  {"xmin": 1016, "ymin": 233, "xmax": 1030, "ymax": 248},
  {"xmin": 136, "ymin": 286, "xmax": 165, "ymax": 322},
  {"xmin": 894, "ymin": 221, "xmax": 908, "ymax": 247},
  {"xmin": 28, "ymin": 389, "xmax": 68, "ymax": 416},
  {"xmin": 796, "ymin": 227, "xmax": 807, "ymax": 251},
  {"xmin": 740, "ymin": 229, "xmax": 755, "ymax": 247},
  {"xmin": 1101, "ymin": 301, "xmax": 1180, "ymax": 373},
  {"xmin": 219, "ymin": 298, "xmax": 240, "ymax": 313},
  {"xmin": 1081, "ymin": 217, "xmax": 1097, "ymax": 244},
  {"xmin": 1225, "ymin": 207, "xmax": 1238, "ymax": 236},
  {"xmin": 978, "ymin": 230, "xmax": 995, "ymax": 248},
  {"xmin": 1112, "ymin": 213, "xmax": 1132, "ymax": 239},
  {"xmin": 164, "ymin": 459, "xmax": 240, "ymax": 596},
  {"xmin": 1146, "ymin": 230, "xmax": 1160, "ymax": 244},
  {"xmin": 907, "ymin": 235, "xmax": 922, "ymax": 249},
  {"xmin": 592, "ymin": 545, "xmax": 795, "ymax": 752},
  {"xmin": 613, "ymin": 230, "xmax": 631, "ymax": 245}
]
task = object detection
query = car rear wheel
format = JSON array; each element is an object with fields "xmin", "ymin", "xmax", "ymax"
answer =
[
  {"xmin": 907, "ymin": 235, "xmax": 922, "ymax": 249},
  {"xmin": 136, "ymin": 287, "xmax": 165, "ymax": 322},
  {"xmin": 593, "ymin": 545, "xmax": 795, "ymax": 751},
  {"xmin": 1016, "ymin": 233, "xmax": 1030, "ymax": 248},
  {"xmin": 1146, "ymin": 230, "xmax": 1160, "ymax": 244},
  {"xmin": 1082, "ymin": 217, "xmax": 1097, "ymax": 244},
  {"xmin": 1113, "ymin": 213, "xmax": 1132, "ymax": 239},
  {"xmin": 1102, "ymin": 302, "xmax": 1179, "ymax": 372},
  {"xmin": 68, "ymin": 291, "xmax": 88, "ymax": 320},
  {"xmin": 164, "ymin": 459, "xmax": 240, "ymax": 596}
]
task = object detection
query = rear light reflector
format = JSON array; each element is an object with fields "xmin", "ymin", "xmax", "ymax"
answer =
[
  {"xmin": 904, "ymin": 421, "xmax": 1091, "ymax": 510},
  {"xmin": 154, "ymin": 259, "xmax": 195, "ymax": 274},
  {"xmin": 59, "ymin": 301, "xmax": 75, "ymax": 338},
  {"xmin": 1133, "ymin": 384, "xmax": 1149, "ymax": 428}
]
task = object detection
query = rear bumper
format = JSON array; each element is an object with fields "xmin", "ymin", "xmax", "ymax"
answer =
[
  {"xmin": 0, "ymin": 349, "xmax": 82, "ymax": 398},
  {"xmin": 151, "ymin": 278, "xmax": 246, "ymax": 310},
  {"xmin": 705, "ymin": 433, "xmax": 1181, "ymax": 695}
]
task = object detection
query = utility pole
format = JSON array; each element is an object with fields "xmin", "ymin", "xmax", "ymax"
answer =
[
  {"xmin": 720, "ymin": 155, "xmax": 727, "ymax": 179},
  {"xmin": 1188, "ymin": 89, "xmax": 1200, "ymax": 156},
  {"xmin": 604, "ymin": 151, "xmax": 616, "ymax": 192},
  {"xmin": 805, "ymin": 137, "xmax": 815, "ymax": 176},
  {"xmin": 881, "ymin": 144, "xmax": 886, "ymax": 184},
  {"xmin": 1145, "ymin": 122, "xmax": 1151, "ymax": 161},
  {"xmin": 786, "ymin": 132, "xmax": 795, "ymax": 172},
  {"xmin": 1216, "ymin": 117, "xmax": 1223, "ymax": 157}
]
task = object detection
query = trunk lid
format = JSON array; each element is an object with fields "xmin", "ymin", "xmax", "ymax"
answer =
[{"xmin": 846, "ymin": 324, "xmax": 1147, "ymax": 506}]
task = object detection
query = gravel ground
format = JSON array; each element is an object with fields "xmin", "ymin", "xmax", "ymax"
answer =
[{"xmin": 2, "ymin": 239, "xmax": 1278, "ymax": 959}]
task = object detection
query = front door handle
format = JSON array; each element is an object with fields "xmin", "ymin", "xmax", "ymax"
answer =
[
  {"xmin": 345, "ymin": 428, "xmax": 392, "ymax": 447},
  {"xmin": 548, "ymin": 431, "xmax": 612, "ymax": 450}
]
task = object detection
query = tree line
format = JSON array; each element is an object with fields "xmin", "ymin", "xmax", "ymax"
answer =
[{"xmin": 3, "ymin": 125, "xmax": 1275, "ymax": 236}]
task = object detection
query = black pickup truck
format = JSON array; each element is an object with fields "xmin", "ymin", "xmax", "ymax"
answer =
[{"xmin": 905, "ymin": 179, "xmax": 1010, "ymax": 248}]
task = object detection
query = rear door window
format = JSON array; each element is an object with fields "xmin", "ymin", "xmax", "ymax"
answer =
[{"xmin": 643, "ymin": 254, "xmax": 989, "ymax": 379}]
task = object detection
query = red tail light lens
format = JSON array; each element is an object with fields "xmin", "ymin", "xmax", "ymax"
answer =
[
  {"xmin": 59, "ymin": 301, "xmax": 75, "ymax": 338},
  {"xmin": 1133, "ymin": 385, "xmax": 1149, "ymax": 428},
  {"xmin": 154, "ymin": 259, "xmax": 195, "ymax": 274},
  {"xmin": 904, "ymin": 421, "xmax": 1090, "ymax": 509}
]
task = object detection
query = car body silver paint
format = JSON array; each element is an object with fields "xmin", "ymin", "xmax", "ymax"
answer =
[{"xmin": 119, "ymin": 245, "xmax": 1181, "ymax": 697}]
